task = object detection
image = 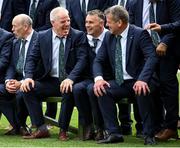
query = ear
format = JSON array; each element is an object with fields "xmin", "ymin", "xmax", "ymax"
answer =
[{"xmin": 118, "ymin": 19, "xmax": 123, "ymax": 27}]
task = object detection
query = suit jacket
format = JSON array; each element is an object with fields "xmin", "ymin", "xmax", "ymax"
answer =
[
  {"xmin": 0, "ymin": 0, "xmax": 14, "ymax": 31},
  {"xmin": 129, "ymin": 0, "xmax": 180, "ymax": 56},
  {"xmin": 24, "ymin": 0, "xmax": 59, "ymax": 31},
  {"xmin": 24, "ymin": 27, "xmax": 88, "ymax": 83},
  {"xmin": 108, "ymin": 0, "xmax": 131, "ymax": 11},
  {"xmin": 161, "ymin": 20, "xmax": 180, "ymax": 34},
  {"xmin": 5, "ymin": 31, "xmax": 39, "ymax": 81},
  {"xmin": 0, "ymin": 28, "xmax": 14, "ymax": 83},
  {"xmin": 68, "ymin": 0, "xmax": 102, "ymax": 31},
  {"xmin": 93, "ymin": 25, "xmax": 158, "ymax": 83}
]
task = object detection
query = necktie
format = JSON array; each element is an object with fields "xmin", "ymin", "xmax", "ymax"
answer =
[
  {"xmin": 29, "ymin": 0, "xmax": 36, "ymax": 21},
  {"xmin": 120, "ymin": 0, "xmax": 125, "ymax": 7},
  {"xmin": 58, "ymin": 37, "xmax": 66, "ymax": 81},
  {"xmin": 92, "ymin": 38, "xmax": 99, "ymax": 53},
  {"xmin": 81, "ymin": 0, "xmax": 86, "ymax": 18},
  {"xmin": 115, "ymin": 35, "xmax": 124, "ymax": 85},
  {"xmin": 16, "ymin": 39, "xmax": 27, "ymax": 75},
  {"xmin": 149, "ymin": 2, "xmax": 160, "ymax": 47}
]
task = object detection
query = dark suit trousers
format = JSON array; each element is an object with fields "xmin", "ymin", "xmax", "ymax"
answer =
[
  {"xmin": 0, "ymin": 84, "xmax": 19, "ymax": 128},
  {"xmin": 98, "ymin": 80, "xmax": 155, "ymax": 136},
  {"xmin": 73, "ymin": 80, "xmax": 93, "ymax": 126},
  {"xmin": 87, "ymin": 83, "xmax": 104, "ymax": 130},
  {"xmin": 159, "ymin": 55, "xmax": 179, "ymax": 130},
  {"xmin": 23, "ymin": 77, "xmax": 74, "ymax": 130}
]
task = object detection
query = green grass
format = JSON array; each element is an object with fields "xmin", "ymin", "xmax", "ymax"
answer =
[{"xmin": 0, "ymin": 73, "xmax": 179, "ymax": 147}]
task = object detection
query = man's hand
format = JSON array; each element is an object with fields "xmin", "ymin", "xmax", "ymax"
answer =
[
  {"xmin": 133, "ymin": 80, "xmax": 150, "ymax": 96},
  {"xmin": 93, "ymin": 79, "xmax": 110, "ymax": 97},
  {"xmin": 6, "ymin": 79, "xmax": 21, "ymax": 93},
  {"xmin": 20, "ymin": 78, "xmax": 35, "ymax": 92},
  {"xmin": 60, "ymin": 78, "xmax": 74, "ymax": 94},
  {"xmin": 156, "ymin": 43, "xmax": 167, "ymax": 56},
  {"xmin": 146, "ymin": 23, "xmax": 161, "ymax": 32}
]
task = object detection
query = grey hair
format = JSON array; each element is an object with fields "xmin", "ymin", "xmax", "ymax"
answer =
[
  {"xmin": 87, "ymin": 9, "xmax": 105, "ymax": 21},
  {"xmin": 50, "ymin": 7, "xmax": 69, "ymax": 21},
  {"xmin": 105, "ymin": 5, "xmax": 129, "ymax": 23}
]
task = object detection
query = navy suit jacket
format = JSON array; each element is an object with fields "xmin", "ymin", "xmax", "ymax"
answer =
[
  {"xmin": 0, "ymin": 28, "xmax": 14, "ymax": 83},
  {"xmin": 5, "ymin": 31, "xmax": 39, "ymax": 81},
  {"xmin": 0, "ymin": 0, "xmax": 14, "ymax": 31},
  {"xmin": 24, "ymin": 0, "xmax": 59, "ymax": 31},
  {"xmin": 93, "ymin": 25, "xmax": 158, "ymax": 83},
  {"xmin": 161, "ymin": 20, "xmax": 180, "ymax": 34},
  {"xmin": 129, "ymin": 0, "xmax": 180, "ymax": 55},
  {"xmin": 24, "ymin": 27, "xmax": 88, "ymax": 82},
  {"xmin": 68, "ymin": 0, "xmax": 102, "ymax": 31},
  {"xmin": 108, "ymin": 0, "xmax": 131, "ymax": 11}
]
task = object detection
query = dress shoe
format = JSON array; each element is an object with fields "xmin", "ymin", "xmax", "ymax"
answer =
[
  {"xmin": 94, "ymin": 129, "xmax": 104, "ymax": 141},
  {"xmin": 155, "ymin": 129, "xmax": 178, "ymax": 141},
  {"xmin": 136, "ymin": 130, "xmax": 144, "ymax": 139},
  {"xmin": 177, "ymin": 120, "xmax": 180, "ymax": 129},
  {"xmin": 59, "ymin": 130, "xmax": 69, "ymax": 141},
  {"xmin": 97, "ymin": 134, "xmax": 124, "ymax": 144},
  {"xmin": 155, "ymin": 129, "xmax": 164, "ymax": 138},
  {"xmin": 83, "ymin": 125, "xmax": 94, "ymax": 140},
  {"xmin": 144, "ymin": 136, "xmax": 157, "ymax": 145},
  {"xmin": 23, "ymin": 129, "xmax": 50, "ymax": 139},
  {"xmin": 20, "ymin": 125, "xmax": 32, "ymax": 136},
  {"xmin": 121, "ymin": 125, "xmax": 132, "ymax": 135},
  {"xmin": 4, "ymin": 128, "xmax": 20, "ymax": 135}
]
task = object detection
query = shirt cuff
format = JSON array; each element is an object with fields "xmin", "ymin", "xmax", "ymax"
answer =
[{"xmin": 94, "ymin": 76, "xmax": 103, "ymax": 83}]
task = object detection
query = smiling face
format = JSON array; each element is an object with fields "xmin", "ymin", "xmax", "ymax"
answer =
[
  {"xmin": 85, "ymin": 14, "xmax": 104, "ymax": 37},
  {"xmin": 51, "ymin": 9, "xmax": 70, "ymax": 37},
  {"xmin": 106, "ymin": 13, "xmax": 121, "ymax": 35}
]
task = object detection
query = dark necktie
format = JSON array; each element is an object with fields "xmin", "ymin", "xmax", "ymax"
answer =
[
  {"xmin": 120, "ymin": 0, "xmax": 125, "ymax": 7},
  {"xmin": 149, "ymin": 2, "xmax": 160, "ymax": 47},
  {"xmin": 115, "ymin": 35, "xmax": 124, "ymax": 85},
  {"xmin": 58, "ymin": 37, "xmax": 66, "ymax": 81},
  {"xmin": 81, "ymin": 0, "xmax": 86, "ymax": 18},
  {"xmin": 92, "ymin": 38, "xmax": 99, "ymax": 53},
  {"xmin": 29, "ymin": 0, "xmax": 36, "ymax": 21},
  {"xmin": 16, "ymin": 39, "xmax": 27, "ymax": 75}
]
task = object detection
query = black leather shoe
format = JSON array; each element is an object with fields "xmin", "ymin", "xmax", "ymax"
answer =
[
  {"xmin": 144, "ymin": 136, "xmax": 157, "ymax": 145},
  {"xmin": 136, "ymin": 130, "xmax": 144, "ymax": 139},
  {"xmin": 97, "ymin": 134, "xmax": 124, "ymax": 144},
  {"xmin": 20, "ymin": 125, "xmax": 32, "ymax": 136},
  {"xmin": 121, "ymin": 125, "xmax": 132, "ymax": 135},
  {"xmin": 83, "ymin": 125, "xmax": 94, "ymax": 140},
  {"xmin": 4, "ymin": 128, "xmax": 20, "ymax": 135},
  {"xmin": 95, "ymin": 129, "xmax": 104, "ymax": 141}
]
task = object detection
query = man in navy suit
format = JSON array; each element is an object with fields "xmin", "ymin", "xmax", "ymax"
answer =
[
  {"xmin": 20, "ymin": 7, "xmax": 88, "ymax": 140},
  {"xmin": 68, "ymin": 0, "xmax": 104, "ymax": 31},
  {"xmin": 5, "ymin": 14, "xmax": 39, "ymax": 136},
  {"xmin": 23, "ymin": 0, "xmax": 59, "ymax": 31},
  {"xmin": 93, "ymin": 5, "xmax": 158, "ymax": 145},
  {"xmin": 129, "ymin": 0, "xmax": 180, "ymax": 141},
  {"xmin": 0, "ymin": 28, "xmax": 20, "ymax": 135},
  {"xmin": 73, "ymin": 9, "xmax": 108, "ymax": 141}
]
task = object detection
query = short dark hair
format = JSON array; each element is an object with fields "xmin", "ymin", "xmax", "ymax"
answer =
[
  {"xmin": 105, "ymin": 5, "xmax": 129, "ymax": 23},
  {"xmin": 87, "ymin": 9, "xmax": 105, "ymax": 21}
]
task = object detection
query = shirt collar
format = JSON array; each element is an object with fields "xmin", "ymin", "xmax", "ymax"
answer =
[
  {"xmin": 120, "ymin": 24, "xmax": 129, "ymax": 39},
  {"xmin": 25, "ymin": 29, "xmax": 34, "ymax": 42}
]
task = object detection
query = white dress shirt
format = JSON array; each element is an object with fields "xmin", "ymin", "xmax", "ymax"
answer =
[
  {"xmin": 50, "ymin": 30, "xmax": 66, "ymax": 78},
  {"xmin": 87, "ymin": 28, "xmax": 108, "ymax": 54},
  {"xmin": 95, "ymin": 24, "xmax": 133, "ymax": 82},
  {"xmin": 0, "ymin": 0, "xmax": 4, "ymax": 18}
]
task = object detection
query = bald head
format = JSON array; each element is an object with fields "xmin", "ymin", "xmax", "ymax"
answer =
[
  {"xmin": 12, "ymin": 14, "xmax": 33, "ymax": 39},
  {"xmin": 13, "ymin": 14, "xmax": 33, "ymax": 27}
]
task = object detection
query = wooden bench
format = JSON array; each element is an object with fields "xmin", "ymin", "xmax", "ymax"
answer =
[
  {"xmin": 43, "ymin": 97, "xmax": 84, "ymax": 139},
  {"xmin": 43, "ymin": 97, "xmax": 134, "ymax": 140}
]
